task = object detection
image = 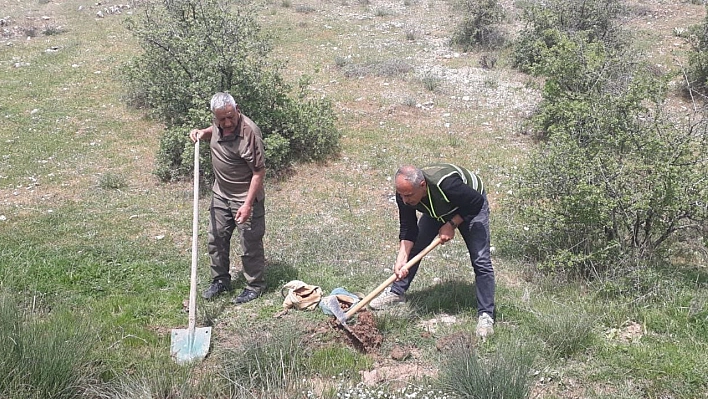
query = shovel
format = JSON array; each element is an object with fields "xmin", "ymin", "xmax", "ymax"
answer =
[
  {"xmin": 328, "ymin": 237, "xmax": 443, "ymax": 332},
  {"xmin": 322, "ymin": 295, "xmax": 367, "ymax": 345},
  {"xmin": 171, "ymin": 140, "xmax": 212, "ymax": 364}
]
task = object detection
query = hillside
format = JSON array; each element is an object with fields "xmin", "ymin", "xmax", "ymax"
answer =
[{"xmin": 1, "ymin": 0, "xmax": 707, "ymax": 398}]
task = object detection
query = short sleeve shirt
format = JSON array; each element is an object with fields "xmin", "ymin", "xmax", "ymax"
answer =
[{"xmin": 210, "ymin": 114, "xmax": 266, "ymax": 202}]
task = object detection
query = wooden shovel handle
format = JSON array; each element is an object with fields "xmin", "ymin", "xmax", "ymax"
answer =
[
  {"xmin": 188, "ymin": 140, "xmax": 200, "ymax": 333},
  {"xmin": 345, "ymin": 237, "xmax": 443, "ymax": 319}
]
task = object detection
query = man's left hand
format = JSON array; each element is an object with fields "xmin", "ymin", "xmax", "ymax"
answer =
[
  {"xmin": 439, "ymin": 223, "xmax": 455, "ymax": 243},
  {"xmin": 235, "ymin": 204, "xmax": 252, "ymax": 225}
]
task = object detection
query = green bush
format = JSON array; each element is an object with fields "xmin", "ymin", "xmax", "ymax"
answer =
[
  {"xmin": 684, "ymin": 5, "xmax": 708, "ymax": 98},
  {"xmin": 123, "ymin": 0, "xmax": 339, "ymax": 180},
  {"xmin": 528, "ymin": 35, "xmax": 638, "ymax": 141},
  {"xmin": 507, "ymin": 40, "xmax": 708, "ymax": 277},
  {"xmin": 450, "ymin": 0, "xmax": 506, "ymax": 51},
  {"xmin": 512, "ymin": 0, "xmax": 627, "ymax": 73}
]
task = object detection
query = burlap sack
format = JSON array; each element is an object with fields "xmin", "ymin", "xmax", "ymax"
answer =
[{"xmin": 281, "ymin": 280, "xmax": 323, "ymax": 311}]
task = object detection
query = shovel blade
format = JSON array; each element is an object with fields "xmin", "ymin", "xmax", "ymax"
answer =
[
  {"xmin": 322, "ymin": 296, "xmax": 367, "ymax": 346},
  {"xmin": 170, "ymin": 327, "xmax": 212, "ymax": 364}
]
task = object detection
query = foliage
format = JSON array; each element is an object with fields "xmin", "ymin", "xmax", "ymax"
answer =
[
  {"xmin": 684, "ymin": 5, "xmax": 708, "ymax": 99},
  {"xmin": 123, "ymin": 0, "xmax": 339, "ymax": 180},
  {"xmin": 220, "ymin": 329, "xmax": 308, "ymax": 395},
  {"xmin": 508, "ymin": 39, "xmax": 708, "ymax": 277},
  {"xmin": 534, "ymin": 310, "xmax": 596, "ymax": 358},
  {"xmin": 305, "ymin": 346, "xmax": 372, "ymax": 377},
  {"xmin": 529, "ymin": 35, "xmax": 638, "ymax": 141},
  {"xmin": 98, "ymin": 172, "xmax": 128, "ymax": 190},
  {"xmin": 512, "ymin": 0, "xmax": 628, "ymax": 73},
  {"xmin": 438, "ymin": 340, "xmax": 535, "ymax": 399},
  {"xmin": 450, "ymin": 0, "xmax": 507, "ymax": 51},
  {"xmin": 88, "ymin": 360, "xmax": 222, "ymax": 399},
  {"xmin": 2, "ymin": 0, "xmax": 708, "ymax": 396},
  {"xmin": 0, "ymin": 291, "xmax": 98, "ymax": 399}
]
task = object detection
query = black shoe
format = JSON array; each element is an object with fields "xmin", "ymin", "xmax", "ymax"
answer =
[
  {"xmin": 232, "ymin": 289, "xmax": 261, "ymax": 304},
  {"xmin": 202, "ymin": 280, "xmax": 231, "ymax": 300}
]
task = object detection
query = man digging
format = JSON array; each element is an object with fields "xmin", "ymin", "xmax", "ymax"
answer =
[{"xmin": 370, "ymin": 164, "xmax": 496, "ymax": 339}]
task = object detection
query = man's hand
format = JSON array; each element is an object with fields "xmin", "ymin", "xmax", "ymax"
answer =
[
  {"xmin": 189, "ymin": 127, "xmax": 213, "ymax": 143},
  {"xmin": 439, "ymin": 223, "xmax": 456, "ymax": 243},
  {"xmin": 189, "ymin": 129, "xmax": 201, "ymax": 143},
  {"xmin": 394, "ymin": 240, "xmax": 414, "ymax": 280},
  {"xmin": 394, "ymin": 259, "xmax": 408, "ymax": 280},
  {"xmin": 235, "ymin": 203, "xmax": 252, "ymax": 225}
]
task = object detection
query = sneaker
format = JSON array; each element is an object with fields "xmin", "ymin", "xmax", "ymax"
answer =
[
  {"xmin": 202, "ymin": 280, "xmax": 231, "ymax": 300},
  {"xmin": 475, "ymin": 312, "xmax": 494, "ymax": 339},
  {"xmin": 369, "ymin": 287, "xmax": 405, "ymax": 310},
  {"xmin": 232, "ymin": 289, "xmax": 261, "ymax": 304}
]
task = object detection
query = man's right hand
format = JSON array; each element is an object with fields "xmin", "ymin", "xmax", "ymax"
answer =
[
  {"xmin": 189, "ymin": 129, "xmax": 201, "ymax": 143},
  {"xmin": 394, "ymin": 240, "xmax": 414, "ymax": 280},
  {"xmin": 394, "ymin": 260, "xmax": 409, "ymax": 280}
]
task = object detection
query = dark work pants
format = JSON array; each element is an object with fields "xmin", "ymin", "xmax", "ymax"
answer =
[
  {"xmin": 207, "ymin": 193, "xmax": 266, "ymax": 293},
  {"xmin": 391, "ymin": 195, "xmax": 495, "ymax": 317}
]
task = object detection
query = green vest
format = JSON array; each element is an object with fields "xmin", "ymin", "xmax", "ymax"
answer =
[{"xmin": 416, "ymin": 163, "xmax": 484, "ymax": 222}]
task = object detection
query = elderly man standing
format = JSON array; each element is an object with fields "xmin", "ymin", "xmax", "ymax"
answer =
[
  {"xmin": 189, "ymin": 92, "xmax": 267, "ymax": 304},
  {"xmin": 370, "ymin": 164, "xmax": 496, "ymax": 338}
]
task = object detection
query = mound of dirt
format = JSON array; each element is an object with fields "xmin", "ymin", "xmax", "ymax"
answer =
[{"xmin": 327, "ymin": 310, "xmax": 383, "ymax": 353}]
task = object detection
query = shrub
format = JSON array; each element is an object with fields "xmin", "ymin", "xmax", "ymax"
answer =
[
  {"xmin": 507, "ymin": 40, "xmax": 708, "ymax": 277},
  {"xmin": 98, "ymin": 172, "xmax": 127, "ymax": 190},
  {"xmin": 450, "ymin": 0, "xmax": 507, "ymax": 51},
  {"xmin": 684, "ymin": 5, "xmax": 708, "ymax": 99},
  {"xmin": 123, "ymin": 0, "xmax": 339, "ymax": 180},
  {"xmin": 512, "ymin": 0, "xmax": 628, "ymax": 73},
  {"xmin": 420, "ymin": 73, "xmax": 442, "ymax": 91}
]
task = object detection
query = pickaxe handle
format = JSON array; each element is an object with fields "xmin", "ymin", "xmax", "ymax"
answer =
[{"xmin": 344, "ymin": 237, "xmax": 443, "ymax": 319}]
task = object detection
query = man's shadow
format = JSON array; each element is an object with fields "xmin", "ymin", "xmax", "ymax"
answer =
[{"xmin": 405, "ymin": 280, "xmax": 478, "ymax": 317}]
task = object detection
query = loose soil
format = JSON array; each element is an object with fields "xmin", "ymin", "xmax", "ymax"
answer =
[{"xmin": 327, "ymin": 309, "xmax": 384, "ymax": 353}]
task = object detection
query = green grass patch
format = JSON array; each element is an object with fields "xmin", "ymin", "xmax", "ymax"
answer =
[
  {"xmin": 0, "ymin": 290, "xmax": 101, "ymax": 399},
  {"xmin": 439, "ymin": 339, "xmax": 536, "ymax": 398}
]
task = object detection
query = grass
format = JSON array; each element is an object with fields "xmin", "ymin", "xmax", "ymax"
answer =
[
  {"xmin": 439, "ymin": 339, "xmax": 536, "ymax": 399},
  {"xmin": 0, "ymin": 0, "xmax": 707, "ymax": 398},
  {"xmin": 0, "ymin": 291, "xmax": 99, "ymax": 399}
]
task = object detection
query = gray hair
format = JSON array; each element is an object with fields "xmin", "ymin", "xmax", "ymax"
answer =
[
  {"xmin": 395, "ymin": 165, "xmax": 424, "ymax": 185},
  {"xmin": 210, "ymin": 92, "xmax": 237, "ymax": 113}
]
